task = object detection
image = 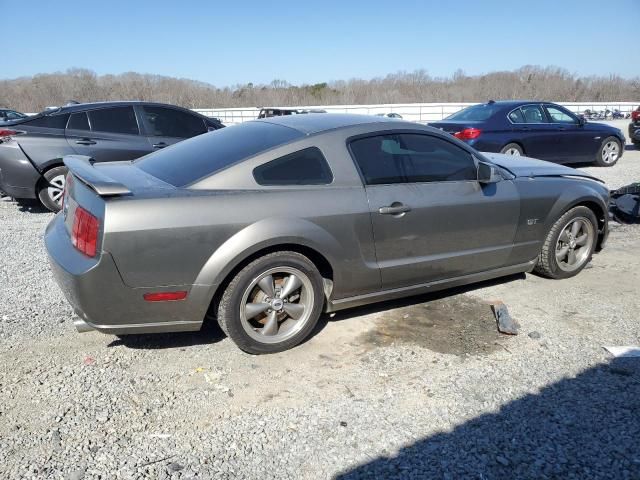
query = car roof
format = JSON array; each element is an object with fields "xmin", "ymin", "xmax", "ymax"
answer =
[
  {"xmin": 476, "ymin": 100, "xmax": 558, "ymax": 109},
  {"xmin": 45, "ymin": 101, "xmax": 197, "ymax": 115},
  {"xmin": 254, "ymin": 113, "xmax": 406, "ymax": 135}
]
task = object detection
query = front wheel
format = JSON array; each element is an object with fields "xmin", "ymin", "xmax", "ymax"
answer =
[
  {"xmin": 38, "ymin": 166, "xmax": 68, "ymax": 212},
  {"xmin": 216, "ymin": 251, "xmax": 325, "ymax": 354},
  {"xmin": 534, "ymin": 206, "xmax": 598, "ymax": 279},
  {"xmin": 595, "ymin": 137, "xmax": 621, "ymax": 166},
  {"xmin": 500, "ymin": 143, "xmax": 523, "ymax": 156}
]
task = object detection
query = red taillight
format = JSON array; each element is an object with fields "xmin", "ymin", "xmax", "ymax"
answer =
[
  {"xmin": 632, "ymin": 110, "xmax": 640, "ymax": 121},
  {"xmin": 454, "ymin": 128, "xmax": 482, "ymax": 140},
  {"xmin": 143, "ymin": 291, "xmax": 188, "ymax": 302},
  {"xmin": 0, "ymin": 129, "xmax": 20, "ymax": 138},
  {"xmin": 61, "ymin": 174, "xmax": 72, "ymax": 209},
  {"xmin": 71, "ymin": 206, "xmax": 99, "ymax": 257}
]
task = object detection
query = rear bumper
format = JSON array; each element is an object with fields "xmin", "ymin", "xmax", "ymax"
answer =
[
  {"xmin": 45, "ymin": 214, "xmax": 210, "ymax": 335},
  {"xmin": 629, "ymin": 123, "xmax": 640, "ymax": 142},
  {"xmin": 0, "ymin": 142, "xmax": 40, "ymax": 199}
]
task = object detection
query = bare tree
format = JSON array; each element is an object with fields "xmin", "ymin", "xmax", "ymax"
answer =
[{"xmin": 1, "ymin": 66, "xmax": 637, "ymax": 112}]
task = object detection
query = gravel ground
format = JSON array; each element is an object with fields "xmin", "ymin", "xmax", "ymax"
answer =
[{"xmin": 1, "ymin": 122, "xmax": 639, "ymax": 479}]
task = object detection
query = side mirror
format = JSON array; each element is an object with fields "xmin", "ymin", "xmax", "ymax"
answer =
[
  {"xmin": 578, "ymin": 116, "xmax": 586, "ymax": 126},
  {"xmin": 477, "ymin": 161, "xmax": 502, "ymax": 184}
]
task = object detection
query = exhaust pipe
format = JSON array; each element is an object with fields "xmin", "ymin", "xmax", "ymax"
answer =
[{"xmin": 73, "ymin": 318, "xmax": 94, "ymax": 333}]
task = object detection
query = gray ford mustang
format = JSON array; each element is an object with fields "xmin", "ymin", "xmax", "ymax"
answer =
[{"xmin": 45, "ymin": 114, "xmax": 609, "ymax": 354}]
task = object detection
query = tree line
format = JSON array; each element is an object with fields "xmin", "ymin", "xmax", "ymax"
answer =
[{"xmin": 1, "ymin": 66, "xmax": 638, "ymax": 113}]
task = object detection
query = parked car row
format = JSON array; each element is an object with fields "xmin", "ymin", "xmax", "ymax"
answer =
[
  {"xmin": 0, "ymin": 101, "xmax": 223, "ymax": 211},
  {"xmin": 41, "ymin": 113, "xmax": 610, "ymax": 354},
  {"xmin": 428, "ymin": 101, "xmax": 626, "ymax": 167}
]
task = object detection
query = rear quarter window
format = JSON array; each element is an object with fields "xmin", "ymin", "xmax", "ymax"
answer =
[
  {"xmin": 253, "ymin": 147, "xmax": 333, "ymax": 186},
  {"xmin": 136, "ymin": 121, "xmax": 303, "ymax": 187},
  {"xmin": 24, "ymin": 114, "xmax": 70, "ymax": 129},
  {"xmin": 508, "ymin": 109, "xmax": 525, "ymax": 124}
]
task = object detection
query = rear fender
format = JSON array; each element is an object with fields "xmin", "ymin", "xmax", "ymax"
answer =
[{"xmin": 194, "ymin": 217, "xmax": 342, "ymax": 299}]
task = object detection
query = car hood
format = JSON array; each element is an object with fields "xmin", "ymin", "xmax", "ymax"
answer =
[{"xmin": 482, "ymin": 152, "xmax": 604, "ymax": 182}]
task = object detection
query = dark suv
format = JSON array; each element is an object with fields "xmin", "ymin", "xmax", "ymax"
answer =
[{"xmin": 0, "ymin": 101, "xmax": 224, "ymax": 211}]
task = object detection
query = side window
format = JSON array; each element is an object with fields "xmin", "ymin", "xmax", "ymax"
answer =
[
  {"xmin": 141, "ymin": 106, "xmax": 207, "ymax": 138},
  {"xmin": 67, "ymin": 112, "xmax": 90, "ymax": 131},
  {"xmin": 25, "ymin": 114, "xmax": 70, "ymax": 129},
  {"xmin": 520, "ymin": 105, "xmax": 546, "ymax": 123},
  {"xmin": 350, "ymin": 134, "xmax": 477, "ymax": 185},
  {"xmin": 545, "ymin": 106, "xmax": 577, "ymax": 124},
  {"xmin": 508, "ymin": 108, "xmax": 525, "ymax": 124},
  {"xmin": 88, "ymin": 107, "xmax": 139, "ymax": 135},
  {"xmin": 6, "ymin": 111, "xmax": 23, "ymax": 120},
  {"xmin": 253, "ymin": 147, "xmax": 333, "ymax": 186}
]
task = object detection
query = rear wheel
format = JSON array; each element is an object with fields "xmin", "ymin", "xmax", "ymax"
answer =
[
  {"xmin": 595, "ymin": 137, "xmax": 621, "ymax": 166},
  {"xmin": 534, "ymin": 206, "xmax": 598, "ymax": 279},
  {"xmin": 500, "ymin": 143, "xmax": 523, "ymax": 156},
  {"xmin": 38, "ymin": 166, "xmax": 67, "ymax": 212},
  {"xmin": 216, "ymin": 251, "xmax": 324, "ymax": 354}
]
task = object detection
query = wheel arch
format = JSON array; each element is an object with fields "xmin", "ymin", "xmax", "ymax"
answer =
[
  {"xmin": 547, "ymin": 193, "xmax": 608, "ymax": 252},
  {"xmin": 206, "ymin": 242, "xmax": 335, "ymax": 319},
  {"xmin": 502, "ymin": 141, "xmax": 525, "ymax": 154},
  {"xmin": 195, "ymin": 217, "xmax": 341, "ymax": 315},
  {"xmin": 34, "ymin": 159, "xmax": 65, "ymax": 194},
  {"xmin": 572, "ymin": 200, "xmax": 607, "ymax": 251}
]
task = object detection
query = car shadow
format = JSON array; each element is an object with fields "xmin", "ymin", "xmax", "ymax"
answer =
[
  {"xmin": 106, "ymin": 320, "xmax": 226, "ymax": 350},
  {"xmin": 321, "ymin": 272, "xmax": 525, "ymax": 325},
  {"xmin": 570, "ymin": 161, "xmax": 600, "ymax": 168},
  {"xmin": 335, "ymin": 356, "xmax": 640, "ymax": 479},
  {"xmin": 15, "ymin": 198, "xmax": 51, "ymax": 214},
  {"xmin": 108, "ymin": 273, "xmax": 526, "ymax": 352},
  {"xmin": 624, "ymin": 144, "xmax": 637, "ymax": 151}
]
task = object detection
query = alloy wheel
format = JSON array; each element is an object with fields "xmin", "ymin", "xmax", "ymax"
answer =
[
  {"xmin": 555, "ymin": 217, "xmax": 594, "ymax": 272},
  {"xmin": 601, "ymin": 141, "xmax": 620, "ymax": 164},
  {"xmin": 505, "ymin": 147, "xmax": 521, "ymax": 156},
  {"xmin": 239, "ymin": 267, "xmax": 314, "ymax": 344},
  {"xmin": 47, "ymin": 174, "xmax": 66, "ymax": 207}
]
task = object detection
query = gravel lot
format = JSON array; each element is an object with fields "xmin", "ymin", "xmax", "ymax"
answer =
[{"xmin": 1, "ymin": 121, "xmax": 639, "ymax": 479}]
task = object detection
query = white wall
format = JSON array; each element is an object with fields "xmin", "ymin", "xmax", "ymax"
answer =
[{"xmin": 194, "ymin": 102, "xmax": 639, "ymax": 125}]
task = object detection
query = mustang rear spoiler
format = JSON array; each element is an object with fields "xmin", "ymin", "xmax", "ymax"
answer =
[{"xmin": 63, "ymin": 155, "xmax": 132, "ymax": 196}]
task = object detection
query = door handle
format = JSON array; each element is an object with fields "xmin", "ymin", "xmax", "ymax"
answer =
[
  {"xmin": 378, "ymin": 204, "xmax": 411, "ymax": 215},
  {"xmin": 75, "ymin": 138, "xmax": 96, "ymax": 145},
  {"xmin": 153, "ymin": 142, "xmax": 168, "ymax": 149}
]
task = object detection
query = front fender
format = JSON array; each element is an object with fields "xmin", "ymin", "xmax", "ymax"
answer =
[
  {"xmin": 194, "ymin": 216, "xmax": 342, "ymax": 297},
  {"xmin": 544, "ymin": 180, "xmax": 609, "ymax": 234}
]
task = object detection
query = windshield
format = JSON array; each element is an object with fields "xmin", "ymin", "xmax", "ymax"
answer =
[
  {"xmin": 446, "ymin": 104, "xmax": 499, "ymax": 121},
  {"xmin": 136, "ymin": 121, "xmax": 304, "ymax": 187}
]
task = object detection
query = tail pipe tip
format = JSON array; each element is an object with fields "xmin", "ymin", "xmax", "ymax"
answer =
[{"xmin": 73, "ymin": 318, "xmax": 94, "ymax": 333}]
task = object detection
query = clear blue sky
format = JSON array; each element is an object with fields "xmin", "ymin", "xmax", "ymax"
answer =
[{"xmin": 4, "ymin": 0, "xmax": 639, "ymax": 86}]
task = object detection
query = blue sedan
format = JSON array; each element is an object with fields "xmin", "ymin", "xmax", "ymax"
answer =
[{"xmin": 429, "ymin": 101, "xmax": 626, "ymax": 167}]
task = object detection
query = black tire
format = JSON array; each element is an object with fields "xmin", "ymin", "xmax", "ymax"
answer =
[
  {"xmin": 632, "ymin": 140, "xmax": 640, "ymax": 149},
  {"xmin": 534, "ymin": 206, "xmax": 598, "ymax": 279},
  {"xmin": 38, "ymin": 166, "xmax": 68, "ymax": 212},
  {"xmin": 216, "ymin": 251, "xmax": 324, "ymax": 354},
  {"xmin": 595, "ymin": 136, "xmax": 621, "ymax": 167},
  {"xmin": 500, "ymin": 143, "xmax": 523, "ymax": 156}
]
